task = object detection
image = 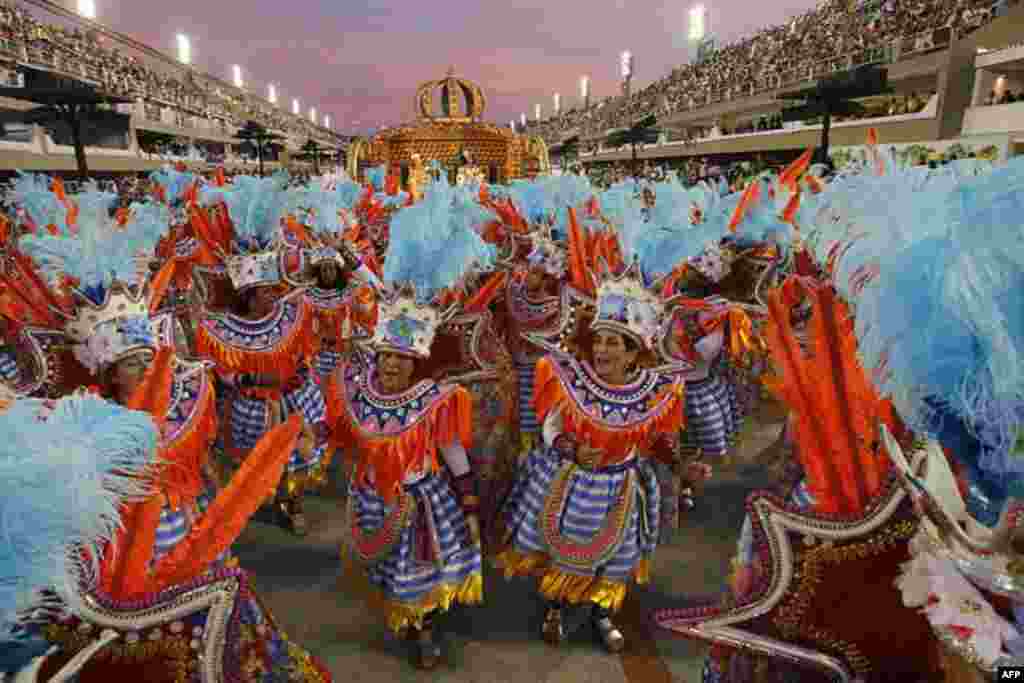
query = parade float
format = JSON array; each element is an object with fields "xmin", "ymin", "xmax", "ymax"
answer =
[{"xmin": 346, "ymin": 67, "xmax": 550, "ymax": 188}]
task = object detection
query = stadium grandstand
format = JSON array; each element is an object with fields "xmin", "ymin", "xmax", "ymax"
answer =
[
  {"xmin": 0, "ymin": 0, "xmax": 344, "ymax": 174},
  {"xmin": 526, "ymin": 0, "xmax": 1024, "ymax": 181}
]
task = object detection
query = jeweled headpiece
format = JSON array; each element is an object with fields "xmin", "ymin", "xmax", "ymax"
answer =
[
  {"xmin": 371, "ymin": 180, "xmax": 495, "ymax": 358},
  {"xmin": 525, "ymin": 227, "xmax": 567, "ymax": 277},
  {"xmin": 592, "ymin": 262, "xmax": 665, "ymax": 349},
  {"xmin": 199, "ymin": 172, "xmax": 291, "ymax": 292},
  {"xmin": 17, "ymin": 186, "xmax": 169, "ymax": 374},
  {"xmin": 590, "ymin": 182, "xmax": 668, "ymax": 350}
]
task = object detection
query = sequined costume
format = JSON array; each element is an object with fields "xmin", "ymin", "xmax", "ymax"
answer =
[{"xmin": 325, "ymin": 352, "xmax": 483, "ymax": 633}]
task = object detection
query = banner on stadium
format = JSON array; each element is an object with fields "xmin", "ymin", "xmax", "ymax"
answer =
[{"xmin": 829, "ymin": 133, "xmax": 1012, "ymax": 168}]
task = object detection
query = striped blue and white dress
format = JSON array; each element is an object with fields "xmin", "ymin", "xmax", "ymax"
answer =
[
  {"xmin": 514, "ymin": 358, "xmax": 539, "ymax": 436},
  {"xmin": 502, "ymin": 436, "xmax": 662, "ymax": 584},
  {"xmin": 229, "ymin": 366, "xmax": 328, "ymax": 477},
  {"xmin": 334, "ymin": 359, "xmax": 483, "ymax": 632},
  {"xmin": 499, "ymin": 355, "xmax": 683, "ymax": 610},
  {"xmin": 348, "ymin": 468, "xmax": 482, "ymax": 623}
]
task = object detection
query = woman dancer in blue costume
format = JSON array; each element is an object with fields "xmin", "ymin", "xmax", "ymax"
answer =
[
  {"xmin": 284, "ymin": 172, "xmax": 381, "ymax": 381},
  {"xmin": 497, "ymin": 179, "xmax": 713, "ymax": 654},
  {"xmin": 323, "ymin": 179, "xmax": 492, "ymax": 670},
  {"xmin": 190, "ymin": 173, "xmax": 330, "ymax": 537}
]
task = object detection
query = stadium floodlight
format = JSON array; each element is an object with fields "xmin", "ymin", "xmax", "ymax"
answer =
[
  {"xmin": 324, "ymin": 115, "xmax": 330, "ymax": 128},
  {"xmin": 77, "ymin": 0, "xmax": 96, "ymax": 20},
  {"xmin": 520, "ymin": 113, "xmax": 527, "ymax": 127},
  {"xmin": 232, "ymin": 65, "xmax": 243, "ymax": 88},
  {"xmin": 310, "ymin": 107, "xmax": 317, "ymax": 123},
  {"xmin": 268, "ymin": 83, "xmax": 277, "ymax": 103},
  {"xmin": 176, "ymin": 34, "xmax": 191, "ymax": 65},
  {"xmin": 689, "ymin": 5, "xmax": 706, "ymax": 42},
  {"xmin": 579, "ymin": 75, "xmax": 590, "ymax": 99},
  {"xmin": 510, "ymin": 119, "xmax": 515, "ymax": 129},
  {"xmin": 535, "ymin": 104, "xmax": 541, "ymax": 120},
  {"xmin": 292, "ymin": 98, "xmax": 300, "ymax": 115},
  {"xmin": 620, "ymin": 51, "xmax": 633, "ymax": 79},
  {"xmin": 554, "ymin": 92, "xmax": 561, "ymax": 114}
]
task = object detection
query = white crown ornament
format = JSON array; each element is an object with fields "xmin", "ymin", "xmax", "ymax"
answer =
[
  {"xmin": 65, "ymin": 285, "xmax": 169, "ymax": 374},
  {"xmin": 525, "ymin": 227, "xmax": 567, "ymax": 278},
  {"xmin": 592, "ymin": 261, "xmax": 665, "ymax": 350},
  {"xmin": 369, "ymin": 284, "xmax": 452, "ymax": 359},
  {"xmin": 689, "ymin": 243, "xmax": 734, "ymax": 283},
  {"xmin": 225, "ymin": 251, "xmax": 283, "ymax": 292}
]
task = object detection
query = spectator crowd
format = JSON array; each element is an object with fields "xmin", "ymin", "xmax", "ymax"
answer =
[
  {"xmin": 0, "ymin": 2, "xmax": 334, "ymax": 144},
  {"xmin": 525, "ymin": 0, "xmax": 998, "ymax": 146}
]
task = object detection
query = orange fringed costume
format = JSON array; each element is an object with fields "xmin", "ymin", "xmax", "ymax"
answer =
[{"xmin": 323, "ymin": 352, "xmax": 484, "ymax": 633}]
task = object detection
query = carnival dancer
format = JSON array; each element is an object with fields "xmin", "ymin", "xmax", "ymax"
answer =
[
  {"xmin": 495, "ymin": 183, "xmax": 699, "ymax": 653},
  {"xmin": 192, "ymin": 173, "xmax": 328, "ymax": 536},
  {"xmin": 491, "ymin": 176, "xmax": 596, "ymax": 456},
  {"xmin": 283, "ymin": 180, "xmax": 381, "ymax": 381},
  {"xmin": 324, "ymin": 180, "xmax": 491, "ymax": 670},
  {"xmin": 16, "ymin": 182, "xmax": 332, "ymax": 682},
  {"xmin": 0, "ymin": 389, "xmax": 160, "ymax": 680}
]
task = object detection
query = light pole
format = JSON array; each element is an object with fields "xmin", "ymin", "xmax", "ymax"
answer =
[
  {"xmin": 176, "ymin": 34, "xmax": 191, "ymax": 65},
  {"xmin": 232, "ymin": 65, "xmax": 243, "ymax": 89},
  {"xmin": 580, "ymin": 75, "xmax": 590, "ymax": 109},
  {"xmin": 77, "ymin": 0, "xmax": 96, "ymax": 20},
  {"xmin": 268, "ymin": 84, "xmax": 277, "ymax": 104},
  {"xmin": 292, "ymin": 98, "xmax": 300, "ymax": 116},
  {"xmin": 554, "ymin": 92, "xmax": 561, "ymax": 115}
]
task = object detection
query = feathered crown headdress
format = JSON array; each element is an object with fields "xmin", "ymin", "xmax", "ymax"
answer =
[
  {"xmin": 17, "ymin": 187, "xmax": 170, "ymax": 374},
  {"xmin": 0, "ymin": 393, "xmax": 158, "ymax": 672},
  {"xmin": 590, "ymin": 182, "xmax": 669, "ymax": 350},
  {"xmin": 198, "ymin": 172, "xmax": 291, "ymax": 292},
  {"xmin": 373, "ymin": 180, "xmax": 496, "ymax": 358},
  {"xmin": 820, "ymin": 155, "xmax": 1024, "ymax": 511}
]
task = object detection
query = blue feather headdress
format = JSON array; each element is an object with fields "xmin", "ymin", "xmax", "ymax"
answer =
[
  {"xmin": 371, "ymin": 179, "xmax": 496, "ymax": 358},
  {"xmin": 17, "ymin": 186, "xmax": 170, "ymax": 374},
  {"xmin": 0, "ymin": 393, "xmax": 158, "ymax": 673},
  {"xmin": 824, "ymin": 156, "xmax": 1024, "ymax": 513},
  {"xmin": 149, "ymin": 166, "xmax": 200, "ymax": 206},
  {"xmin": 7, "ymin": 172, "xmax": 74, "ymax": 236},
  {"xmin": 198, "ymin": 172, "xmax": 294, "ymax": 291}
]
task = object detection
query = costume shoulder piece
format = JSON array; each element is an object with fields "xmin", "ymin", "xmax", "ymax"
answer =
[
  {"xmin": 195, "ymin": 289, "xmax": 313, "ymax": 377},
  {"xmin": 159, "ymin": 357, "xmax": 218, "ymax": 507},
  {"xmin": 534, "ymin": 353, "xmax": 684, "ymax": 462},
  {"xmin": 324, "ymin": 352, "xmax": 472, "ymax": 503},
  {"xmin": 334, "ymin": 352, "xmax": 463, "ymax": 440},
  {"xmin": 433, "ymin": 310, "xmax": 510, "ymax": 383}
]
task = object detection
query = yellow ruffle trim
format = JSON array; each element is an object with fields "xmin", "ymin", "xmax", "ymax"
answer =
[
  {"xmin": 281, "ymin": 462, "xmax": 329, "ymax": 497},
  {"xmin": 340, "ymin": 548, "xmax": 484, "ymax": 633},
  {"xmin": 492, "ymin": 548, "xmax": 650, "ymax": 614}
]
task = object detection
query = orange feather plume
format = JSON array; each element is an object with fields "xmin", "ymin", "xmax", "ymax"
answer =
[
  {"xmin": 566, "ymin": 207, "xmax": 595, "ymax": 294},
  {"xmin": 779, "ymin": 148, "xmax": 814, "ymax": 191},
  {"xmin": 152, "ymin": 415, "xmax": 303, "ymax": 589},
  {"xmin": 728, "ymin": 178, "xmax": 761, "ymax": 232},
  {"xmin": 462, "ymin": 271, "xmax": 507, "ymax": 313},
  {"xmin": 762, "ymin": 280, "xmax": 893, "ymax": 515}
]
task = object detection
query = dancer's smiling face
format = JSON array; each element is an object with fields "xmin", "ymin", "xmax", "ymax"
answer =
[
  {"xmin": 591, "ymin": 330, "xmax": 638, "ymax": 385},
  {"xmin": 376, "ymin": 351, "xmax": 416, "ymax": 394}
]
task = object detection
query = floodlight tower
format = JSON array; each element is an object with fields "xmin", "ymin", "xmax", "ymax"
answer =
[{"xmin": 620, "ymin": 51, "xmax": 633, "ymax": 98}]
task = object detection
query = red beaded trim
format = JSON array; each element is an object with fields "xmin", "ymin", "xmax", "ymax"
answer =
[
  {"xmin": 348, "ymin": 491, "xmax": 415, "ymax": 563},
  {"xmin": 540, "ymin": 464, "xmax": 635, "ymax": 569}
]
